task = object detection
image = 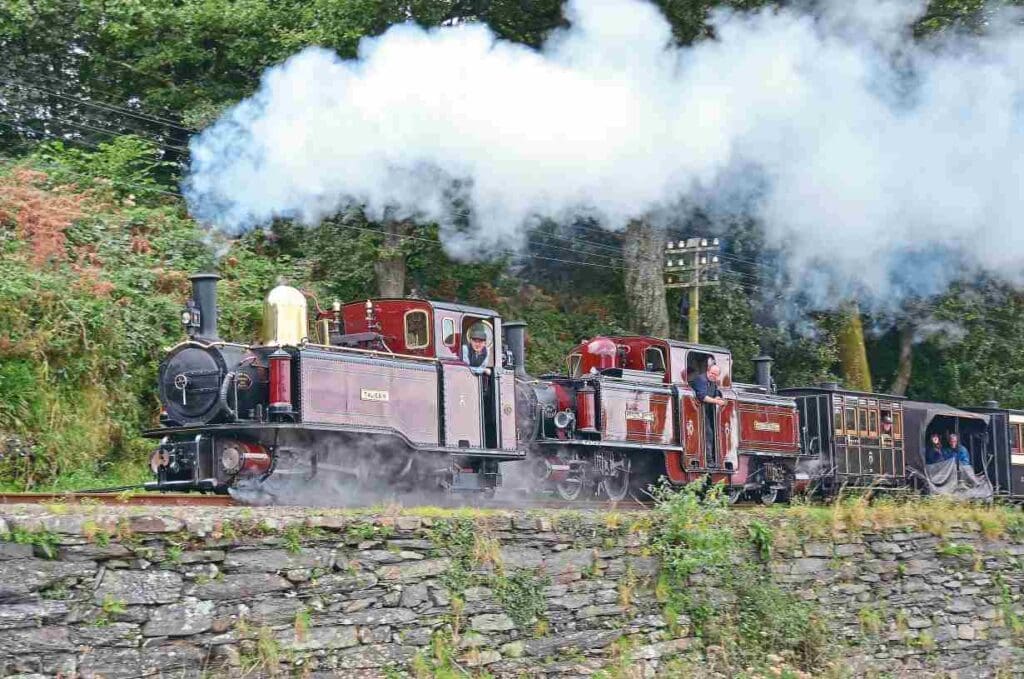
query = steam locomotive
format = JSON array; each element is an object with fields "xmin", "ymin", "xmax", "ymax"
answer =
[{"xmin": 146, "ymin": 274, "xmax": 1022, "ymax": 504}]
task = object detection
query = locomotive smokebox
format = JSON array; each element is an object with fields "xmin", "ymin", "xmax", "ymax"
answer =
[
  {"xmin": 753, "ymin": 355, "xmax": 774, "ymax": 392},
  {"xmin": 189, "ymin": 273, "xmax": 221, "ymax": 342},
  {"xmin": 503, "ymin": 321, "xmax": 528, "ymax": 377}
]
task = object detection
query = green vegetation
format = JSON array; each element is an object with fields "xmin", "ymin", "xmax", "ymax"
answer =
[
  {"xmin": 3, "ymin": 525, "xmax": 61, "ymax": 558},
  {"xmin": 649, "ymin": 480, "xmax": 833, "ymax": 675},
  {"xmin": 93, "ymin": 595, "xmax": 127, "ymax": 626}
]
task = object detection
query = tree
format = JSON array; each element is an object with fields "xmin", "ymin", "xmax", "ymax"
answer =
[
  {"xmin": 375, "ymin": 218, "xmax": 411, "ymax": 297},
  {"xmin": 836, "ymin": 303, "xmax": 873, "ymax": 393},
  {"xmin": 623, "ymin": 218, "xmax": 669, "ymax": 337}
]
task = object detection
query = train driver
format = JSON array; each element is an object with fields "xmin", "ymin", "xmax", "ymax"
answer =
[
  {"xmin": 691, "ymin": 363, "xmax": 725, "ymax": 467},
  {"xmin": 462, "ymin": 327, "xmax": 491, "ymax": 376}
]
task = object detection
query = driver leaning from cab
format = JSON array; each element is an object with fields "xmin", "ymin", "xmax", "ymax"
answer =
[{"xmin": 462, "ymin": 327, "xmax": 491, "ymax": 376}]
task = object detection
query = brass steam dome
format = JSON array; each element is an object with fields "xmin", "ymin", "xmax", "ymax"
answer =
[{"xmin": 262, "ymin": 285, "xmax": 308, "ymax": 346}]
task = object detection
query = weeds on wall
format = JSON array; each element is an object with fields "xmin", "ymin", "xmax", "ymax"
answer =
[{"xmin": 649, "ymin": 479, "xmax": 833, "ymax": 675}]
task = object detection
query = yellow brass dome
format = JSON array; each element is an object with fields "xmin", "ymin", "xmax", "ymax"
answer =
[{"xmin": 262, "ymin": 285, "xmax": 308, "ymax": 346}]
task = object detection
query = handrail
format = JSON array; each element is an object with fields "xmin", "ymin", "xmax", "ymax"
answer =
[{"xmin": 300, "ymin": 341, "xmax": 440, "ymax": 363}]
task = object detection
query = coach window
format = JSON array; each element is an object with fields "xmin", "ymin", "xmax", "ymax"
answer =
[
  {"xmin": 645, "ymin": 347, "xmax": 666, "ymax": 373},
  {"xmin": 442, "ymin": 318, "xmax": 457, "ymax": 348},
  {"xmin": 868, "ymin": 409, "xmax": 878, "ymax": 438},
  {"xmin": 404, "ymin": 310, "xmax": 430, "ymax": 350},
  {"xmin": 892, "ymin": 411, "xmax": 903, "ymax": 439},
  {"xmin": 858, "ymin": 408, "xmax": 869, "ymax": 437},
  {"xmin": 845, "ymin": 406, "xmax": 856, "ymax": 435},
  {"xmin": 1011, "ymin": 424, "xmax": 1022, "ymax": 455}
]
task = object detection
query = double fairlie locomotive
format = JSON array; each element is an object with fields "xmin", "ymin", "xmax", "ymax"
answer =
[{"xmin": 146, "ymin": 274, "xmax": 1016, "ymax": 504}]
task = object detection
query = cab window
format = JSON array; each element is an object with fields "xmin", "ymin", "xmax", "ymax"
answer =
[
  {"xmin": 1011, "ymin": 423, "xmax": 1022, "ymax": 455},
  {"xmin": 442, "ymin": 318, "xmax": 456, "ymax": 347},
  {"xmin": 644, "ymin": 347, "xmax": 666, "ymax": 373},
  {"xmin": 404, "ymin": 310, "xmax": 429, "ymax": 349},
  {"xmin": 568, "ymin": 354, "xmax": 582, "ymax": 377}
]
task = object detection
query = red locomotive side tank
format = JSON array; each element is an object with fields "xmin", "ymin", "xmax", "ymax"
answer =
[{"xmin": 736, "ymin": 399, "xmax": 800, "ymax": 455}]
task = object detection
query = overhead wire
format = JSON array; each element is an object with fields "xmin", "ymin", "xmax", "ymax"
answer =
[{"xmin": 0, "ymin": 72, "xmax": 196, "ymax": 133}]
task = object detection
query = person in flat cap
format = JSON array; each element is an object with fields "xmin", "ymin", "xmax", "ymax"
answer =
[
  {"xmin": 462, "ymin": 326, "xmax": 491, "ymax": 376},
  {"xmin": 881, "ymin": 413, "xmax": 893, "ymax": 437}
]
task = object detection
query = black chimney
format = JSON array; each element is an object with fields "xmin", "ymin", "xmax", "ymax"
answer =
[
  {"xmin": 753, "ymin": 355, "xmax": 774, "ymax": 392},
  {"xmin": 982, "ymin": 400, "xmax": 1001, "ymax": 409},
  {"xmin": 503, "ymin": 321, "xmax": 528, "ymax": 378},
  {"xmin": 190, "ymin": 273, "xmax": 221, "ymax": 342}
]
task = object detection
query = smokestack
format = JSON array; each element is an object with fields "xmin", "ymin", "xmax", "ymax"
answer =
[
  {"xmin": 190, "ymin": 273, "xmax": 221, "ymax": 342},
  {"xmin": 503, "ymin": 321, "xmax": 528, "ymax": 378},
  {"xmin": 753, "ymin": 355, "xmax": 774, "ymax": 392},
  {"xmin": 982, "ymin": 400, "xmax": 1001, "ymax": 409}
]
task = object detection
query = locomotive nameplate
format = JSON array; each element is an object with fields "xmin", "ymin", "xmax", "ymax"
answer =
[
  {"xmin": 754, "ymin": 421, "xmax": 781, "ymax": 432},
  {"xmin": 360, "ymin": 388, "xmax": 390, "ymax": 402},
  {"xmin": 625, "ymin": 410, "xmax": 655, "ymax": 423}
]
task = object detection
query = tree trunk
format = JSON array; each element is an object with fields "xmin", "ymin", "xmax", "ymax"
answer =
[
  {"xmin": 623, "ymin": 219, "xmax": 669, "ymax": 337},
  {"xmin": 374, "ymin": 220, "xmax": 410, "ymax": 298},
  {"xmin": 890, "ymin": 322, "xmax": 914, "ymax": 396},
  {"xmin": 836, "ymin": 302, "xmax": 873, "ymax": 392}
]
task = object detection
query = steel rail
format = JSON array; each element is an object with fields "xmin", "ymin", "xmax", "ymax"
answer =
[{"xmin": 0, "ymin": 492, "xmax": 236, "ymax": 507}]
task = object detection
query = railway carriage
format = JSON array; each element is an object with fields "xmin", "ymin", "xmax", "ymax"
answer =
[
  {"xmin": 782, "ymin": 386, "xmax": 908, "ymax": 494},
  {"xmin": 965, "ymin": 402, "xmax": 1024, "ymax": 500}
]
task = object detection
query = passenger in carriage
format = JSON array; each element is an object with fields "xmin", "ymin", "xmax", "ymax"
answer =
[
  {"xmin": 924, "ymin": 432, "xmax": 944, "ymax": 464},
  {"xmin": 691, "ymin": 363, "xmax": 726, "ymax": 467},
  {"xmin": 943, "ymin": 432, "xmax": 970, "ymax": 465},
  {"xmin": 462, "ymin": 327, "xmax": 491, "ymax": 376},
  {"xmin": 881, "ymin": 413, "xmax": 893, "ymax": 436}
]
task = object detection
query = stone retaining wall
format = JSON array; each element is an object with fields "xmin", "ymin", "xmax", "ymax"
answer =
[{"xmin": 0, "ymin": 504, "xmax": 1022, "ymax": 678}]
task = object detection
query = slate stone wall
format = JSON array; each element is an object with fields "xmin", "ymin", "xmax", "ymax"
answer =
[{"xmin": 0, "ymin": 505, "xmax": 1021, "ymax": 678}]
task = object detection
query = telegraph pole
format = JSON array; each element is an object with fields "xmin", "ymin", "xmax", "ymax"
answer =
[{"xmin": 664, "ymin": 238, "xmax": 721, "ymax": 343}]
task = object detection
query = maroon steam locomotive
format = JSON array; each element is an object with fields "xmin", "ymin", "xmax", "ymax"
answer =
[{"xmin": 146, "ymin": 274, "xmax": 803, "ymax": 503}]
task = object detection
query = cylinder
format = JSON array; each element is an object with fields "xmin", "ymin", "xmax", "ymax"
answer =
[
  {"xmin": 239, "ymin": 442, "xmax": 272, "ymax": 475},
  {"xmin": 576, "ymin": 383, "xmax": 597, "ymax": 433},
  {"xmin": 753, "ymin": 355, "xmax": 774, "ymax": 392},
  {"xmin": 190, "ymin": 273, "xmax": 221, "ymax": 342},
  {"xmin": 269, "ymin": 349, "xmax": 293, "ymax": 416},
  {"xmin": 503, "ymin": 320, "xmax": 528, "ymax": 377}
]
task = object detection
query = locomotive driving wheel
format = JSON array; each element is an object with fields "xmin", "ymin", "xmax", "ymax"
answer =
[
  {"xmin": 597, "ymin": 450, "xmax": 631, "ymax": 502},
  {"xmin": 555, "ymin": 452, "xmax": 586, "ymax": 501},
  {"xmin": 759, "ymin": 485, "xmax": 779, "ymax": 506}
]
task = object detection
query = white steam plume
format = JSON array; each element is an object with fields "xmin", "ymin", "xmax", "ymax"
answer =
[{"xmin": 184, "ymin": 0, "xmax": 1024, "ymax": 308}]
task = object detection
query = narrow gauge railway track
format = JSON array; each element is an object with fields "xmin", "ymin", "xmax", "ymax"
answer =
[{"xmin": 0, "ymin": 492, "xmax": 236, "ymax": 507}]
